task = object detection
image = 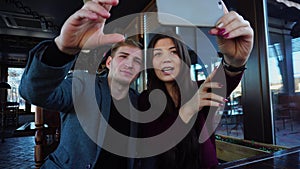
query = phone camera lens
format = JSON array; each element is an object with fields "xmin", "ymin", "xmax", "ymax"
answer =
[{"xmin": 218, "ymin": 1, "xmax": 223, "ymax": 9}]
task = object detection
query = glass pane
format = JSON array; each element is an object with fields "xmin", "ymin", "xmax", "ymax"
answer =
[
  {"xmin": 7, "ymin": 68, "xmax": 25, "ymax": 110},
  {"xmin": 268, "ymin": 33, "xmax": 300, "ymax": 147},
  {"xmin": 216, "ymin": 81, "xmax": 244, "ymax": 139},
  {"xmin": 293, "ymin": 38, "xmax": 300, "ymax": 92}
]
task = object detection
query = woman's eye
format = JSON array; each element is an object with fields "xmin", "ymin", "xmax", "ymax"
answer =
[
  {"xmin": 170, "ymin": 51, "xmax": 178, "ymax": 55},
  {"xmin": 154, "ymin": 52, "xmax": 162, "ymax": 57}
]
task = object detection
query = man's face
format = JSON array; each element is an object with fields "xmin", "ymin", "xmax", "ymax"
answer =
[{"xmin": 106, "ymin": 45, "xmax": 143, "ymax": 85}]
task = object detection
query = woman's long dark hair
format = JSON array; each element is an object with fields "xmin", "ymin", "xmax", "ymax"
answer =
[
  {"xmin": 146, "ymin": 32, "xmax": 201, "ymax": 169},
  {"xmin": 147, "ymin": 32, "xmax": 198, "ymax": 109}
]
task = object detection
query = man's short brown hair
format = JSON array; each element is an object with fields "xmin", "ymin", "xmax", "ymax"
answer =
[{"xmin": 110, "ymin": 38, "xmax": 143, "ymax": 57}]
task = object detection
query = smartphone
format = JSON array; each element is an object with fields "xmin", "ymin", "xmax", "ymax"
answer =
[{"xmin": 156, "ymin": 0, "xmax": 224, "ymax": 27}]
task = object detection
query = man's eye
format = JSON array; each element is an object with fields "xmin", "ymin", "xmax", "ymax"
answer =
[{"xmin": 135, "ymin": 60, "xmax": 142, "ymax": 65}]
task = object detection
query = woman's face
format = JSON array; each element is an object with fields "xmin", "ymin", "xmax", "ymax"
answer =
[{"xmin": 152, "ymin": 38, "xmax": 181, "ymax": 83}]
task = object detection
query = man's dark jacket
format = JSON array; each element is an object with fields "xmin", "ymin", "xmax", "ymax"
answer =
[{"xmin": 19, "ymin": 41, "xmax": 139, "ymax": 169}]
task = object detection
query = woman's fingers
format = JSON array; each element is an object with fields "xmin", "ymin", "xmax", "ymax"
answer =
[
  {"xmin": 209, "ymin": 10, "xmax": 254, "ymax": 64},
  {"xmin": 204, "ymin": 67, "xmax": 218, "ymax": 83},
  {"xmin": 210, "ymin": 11, "xmax": 252, "ymax": 38},
  {"xmin": 202, "ymin": 92, "xmax": 227, "ymax": 103},
  {"xmin": 216, "ymin": 11, "xmax": 252, "ymax": 39},
  {"xmin": 199, "ymin": 99, "xmax": 224, "ymax": 108},
  {"xmin": 196, "ymin": 80, "xmax": 228, "ymax": 110},
  {"xmin": 198, "ymin": 92, "xmax": 227, "ymax": 109},
  {"xmin": 200, "ymin": 81, "xmax": 223, "ymax": 92}
]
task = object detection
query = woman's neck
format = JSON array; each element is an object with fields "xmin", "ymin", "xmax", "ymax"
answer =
[{"xmin": 165, "ymin": 82, "xmax": 179, "ymax": 107}]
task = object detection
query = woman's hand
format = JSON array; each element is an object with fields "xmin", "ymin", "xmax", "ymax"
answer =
[
  {"xmin": 55, "ymin": 0, "xmax": 125, "ymax": 55},
  {"xmin": 179, "ymin": 69, "xmax": 228, "ymax": 123},
  {"xmin": 209, "ymin": 1, "xmax": 254, "ymax": 68}
]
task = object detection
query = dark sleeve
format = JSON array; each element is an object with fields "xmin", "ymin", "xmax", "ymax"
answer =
[
  {"xmin": 212, "ymin": 65, "xmax": 244, "ymax": 97},
  {"xmin": 225, "ymin": 70, "xmax": 244, "ymax": 96},
  {"xmin": 41, "ymin": 40, "xmax": 75, "ymax": 67},
  {"xmin": 19, "ymin": 40, "xmax": 79, "ymax": 111},
  {"xmin": 195, "ymin": 65, "xmax": 244, "ymax": 121}
]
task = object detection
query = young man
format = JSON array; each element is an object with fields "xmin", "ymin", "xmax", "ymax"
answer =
[{"xmin": 19, "ymin": 0, "xmax": 143, "ymax": 168}]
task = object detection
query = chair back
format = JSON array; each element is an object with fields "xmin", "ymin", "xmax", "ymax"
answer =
[{"xmin": 34, "ymin": 107, "xmax": 60, "ymax": 169}]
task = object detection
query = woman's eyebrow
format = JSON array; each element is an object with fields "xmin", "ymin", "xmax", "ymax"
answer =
[{"xmin": 153, "ymin": 48, "xmax": 162, "ymax": 52}]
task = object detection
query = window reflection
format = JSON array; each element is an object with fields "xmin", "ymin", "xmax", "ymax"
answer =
[
  {"xmin": 292, "ymin": 38, "xmax": 300, "ymax": 92},
  {"xmin": 7, "ymin": 68, "xmax": 24, "ymax": 107},
  {"xmin": 268, "ymin": 34, "xmax": 300, "ymax": 147},
  {"xmin": 216, "ymin": 81, "xmax": 244, "ymax": 139},
  {"xmin": 7, "ymin": 68, "xmax": 36, "ymax": 113},
  {"xmin": 268, "ymin": 45, "xmax": 283, "ymax": 91}
]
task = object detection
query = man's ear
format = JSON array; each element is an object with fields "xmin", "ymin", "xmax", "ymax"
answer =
[{"xmin": 106, "ymin": 56, "xmax": 113, "ymax": 70}]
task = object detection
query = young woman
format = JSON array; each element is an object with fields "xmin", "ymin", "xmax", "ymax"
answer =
[{"xmin": 137, "ymin": 9, "xmax": 253, "ymax": 169}]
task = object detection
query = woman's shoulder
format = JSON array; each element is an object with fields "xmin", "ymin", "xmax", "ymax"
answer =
[
  {"xmin": 138, "ymin": 90, "xmax": 151, "ymax": 110},
  {"xmin": 139, "ymin": 89, "xmax": 151, "ymax": 98}
]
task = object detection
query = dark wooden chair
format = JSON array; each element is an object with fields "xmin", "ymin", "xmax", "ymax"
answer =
[
  {"xmin": 276, "ymin": 94, "xmax": 296, "ymax": 131},
  {"xmin": 34, "ymin": 107, "xmax": 60, "ymax": 169},
  {"xmin": 5, "ymin": 102, "xmax": 19, "ymax": 127},
  {"xmin": 1, "ymin": 101, "xmax": 19, "ymax": 142}
]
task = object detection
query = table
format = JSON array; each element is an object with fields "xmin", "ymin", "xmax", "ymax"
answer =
[{"xmin": 219, "ymin": 146, "xmax": 300, "ymax": 168}]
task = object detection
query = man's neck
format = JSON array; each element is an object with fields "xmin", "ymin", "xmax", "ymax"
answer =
[{"xmin": 108, "ymin": 78, "xmax": 129, "ymax": 100}]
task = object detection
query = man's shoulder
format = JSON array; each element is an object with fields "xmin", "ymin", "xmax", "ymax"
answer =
[{"xmin": 96, "ymin": 75, "xmax": 108, "ymax": 82}]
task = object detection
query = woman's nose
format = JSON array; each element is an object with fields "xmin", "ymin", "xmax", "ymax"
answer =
[{"xmin": 162, "ymin": 53, "xmax": 172, "ymax": 63}]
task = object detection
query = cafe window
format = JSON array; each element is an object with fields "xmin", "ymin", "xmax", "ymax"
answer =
[
  {"xmin": 215, "ymin": 81, "xmax": 244, "ymax": 139},
  {"xmin": 7, "ymin": 67, "xmax": 33, "ymax": 112},
  {"xmin": 268, "ymin": 33, "xmax": 300, "ymax": 147},
  {"xmin": 292, "ymin": 38, "xmax": 300, "ymax": 92}
]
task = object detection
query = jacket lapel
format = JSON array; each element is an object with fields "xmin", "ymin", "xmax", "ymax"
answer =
[{"xmin": 95, "ymin": 77, "xmax": 111, "ymax": 160}]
